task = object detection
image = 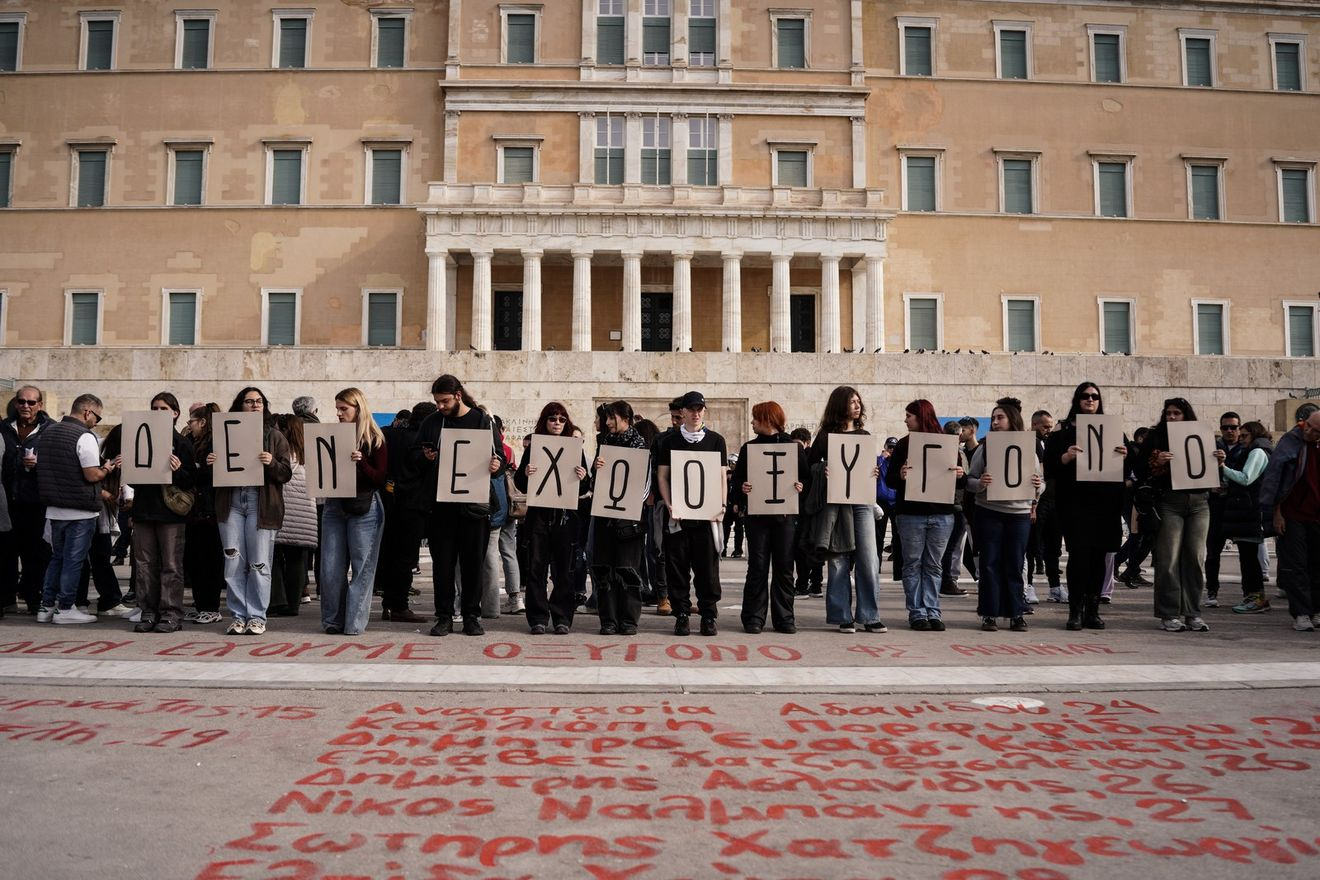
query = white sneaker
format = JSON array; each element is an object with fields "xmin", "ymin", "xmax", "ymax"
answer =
[
  {"xmin": 36, "ymin": 605, "xmax": 56, "ymax": 623},
  {"xmin": 1161, "ymin": 618, "xmax": 1187, "ymax": 632},
  {"xmin": 510, "ymin": 594, "xmax": 525, "ymax": 613},
  {"xmin": 1312, "ymin": 614, "xmax": 1320, "ymax": 629},
  {"xmin": 100, "ymin": 603, "xmax": 134, "ymax": 618},
  {"xmin": 1204, "ymin": 595, "xmax": 1219, "ymax": 608},
  {"xmin": 1023, "ymin": 584, "xmax": 1039, "ymax": 605},
  {"xmin": 128, "ymin": 608, "xmax": 143, "ymax": 623},
  {"xmin": 1294, "ymin": 616, "xmax": 1316, "ymax": 633},
  {"xmin": 1185, "ymin": 617, "xmax": 1210, "ymax": 632},
  {"xmin": 226, "ymin": 618, "xmax": 247, "ymax": 635},
  {"xmin": 194, "ymin": 611, "xmax": 222, "ymax": 625},
  {"xmin": 54, "ymin": 606, "xmax": 98, "ymax": 625},
  {"xmin": 247, "ymin": 619, "xmax": 266, "ymax": 635}
]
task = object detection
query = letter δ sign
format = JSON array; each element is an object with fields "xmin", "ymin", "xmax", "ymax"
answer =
[
  {"xmin": 746, "ymin": 443, "xmax": 799, "ymax": 515},
  {"xmin": 983, "ymin": 431, "xmax": 1038, "ymax": 503},
  {"xmin": 119, "ymin": 410, "xmax": 175, "ymax": 485},
  {"xmin": 436, "ymin": 428, "xmax": 494, "ymax": 503},
  {"xmin": 304, "ymin": 423, "xmax": 357, "ymax": 499},
  {"xmin": 590, "ymin": 446, "xmax": 651, "ymax": 521},
  {"xmin": 670, "ymin": 450, "xmax": 725, "ymax": 520},
  {"xmin": 212, "ymin": 412, "xmax": 265, "ymax": 487},
  {"xmin": 826, "ymin": 433, "xmax": 878, "ymax": 506},
  {"xmin": 905, "ymin": 431, "xmax": 959, "ymax": 505},
  {"xmin": 1075, "ymin": 415, "xmax": 1125, "ymax": 483},
  {"xmin": 1167, "ymin": 421, "xmax": 1221, "ymax": 491},
  {"xmin": 527, "ymin": 435, "xmax": 584, "ymax": 511}
]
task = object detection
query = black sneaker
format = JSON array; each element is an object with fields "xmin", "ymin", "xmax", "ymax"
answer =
[
  {"xmin": 529, "ymin": 624, "xmax": 547, "ymax": 635},
  {"xmin": 981, "ymin": 617, "xmax": 998, "ymax": 632},
  {"xmin": 155, "ymin": 619, "xmax": 181, "ymax": 634},
  {"xmin": 700, "ymin": 618, "xmax": 717, "ymax": 636},
  {"xmin": 619, "ymin": 625, "xmax": 638, "ymax": 636},
  {"xmin": 775, "ymin": 623, "xmax": 798, "ymax": 634},
  {"xmin": 1010, "ymin": 616, "xmax": 1028, "ymax": 632},
  {"xmin": 599, "ymin": 624, "xmax": 618, "ymax": 635},
  {"xmin": 910, "ymin": 618, "xmax": 931, "ymax": 632},
  {"xmin": 864, "ymin": 620, "xmax": 888, "ymax": 633},
  {"xmin": 553, "ymin": 623, "xmax": 570, "ymax": 635},
  {"xmin": 744, "ymin": 624, "xmax": 763, "ymax": 634},
  {"xmin": 939, "ymin": 586, "xmax": 968, "ymax": 597},
  {"xmin": 674, "ymin": 616, "xmax": 690, "ymax": 636},
  {"xmin": 133, "ymin": 618, "xmax": 157, "ymax": 634},
  {"xmin": 462, "ymin": 617, "xmax": 485, "ymax": 636},
  {"xmin": 429, "ymin": 619, "xmax": 452, "ymax": 637},
  {"xmin": 927, "ymin": 618, "xmax": 947, "ymax": 632}
]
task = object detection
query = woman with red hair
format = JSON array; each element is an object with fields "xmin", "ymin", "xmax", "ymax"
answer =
[{"xmin": 885, "ymin": 399, "xmax": 964, "ymax": 631}]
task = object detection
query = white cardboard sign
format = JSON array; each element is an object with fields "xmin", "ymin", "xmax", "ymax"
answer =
[
  {"xmin": 590, "ymin": 446, "xmax": 651, "ymax": 522},
  {"xmin": 305, "ymin": 423, "xmax": 357, "ymax": 499},
  {"xmin": 983, "ymin": 431, "xmax": 1039, "ymax": 503},
  {"xmin": 745, "ymin": 443, "xmax": 800, "ymax": 515},
  {"xmin": 670, "ymin": 450, "xmax": 725, "ymax": 521},
  {"xmin": 436, "ymin": 427, "xmax": 495, "ymax": 503},
  {"xmin": 904, "ymin": 432, "xmax": 959, "ymax": 505},
  {"xmin": 1075, "ymin": 414, "xmax": 1126, "ymax": 483},
  {"xmin": 825, "ymin": 433, "xmax": 879, "ymax": 506},
  {"xmin": 119, "ymin": 410, "xmax": 175, "ymax": 486},
  {"xmin": 527, "ymin": 435, "xmax": 584, "ymax": 511},
  {"xmin": 212, "ymin": 412, "xmax": 265, "ymax": 488},
  {"xmin": 1167, "ymin": 421, "xmax": 1221, "ymax": 491}
]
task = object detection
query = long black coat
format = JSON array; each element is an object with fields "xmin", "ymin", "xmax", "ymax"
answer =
[{"xmin": 1042, "ymin": 420, "xmax": 1128, "ymax": 551}]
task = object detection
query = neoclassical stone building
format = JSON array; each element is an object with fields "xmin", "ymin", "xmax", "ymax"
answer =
[{"xmin": 0, "ymin": 0, "xmax": 1317, "ymax": 435}]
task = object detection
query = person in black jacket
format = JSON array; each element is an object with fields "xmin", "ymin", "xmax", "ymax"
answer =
[
  {"xmin": 378, "ymin": 401, "xmax": 434, "ymax": 623},
  {"xmin": 590, "ymin": 400, "xmax": 649, "ymax": 635},
  {"xmin": 0, "ymin": 385, "xmax": 53, "ymax": 614}
]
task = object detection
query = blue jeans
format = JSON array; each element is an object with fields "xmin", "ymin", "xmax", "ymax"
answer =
[
  {"xmin": 41, "ymin": 518, "xmax": 97, "ymax": 610},
  {"xmin": 896, "ymin": 513, "xmax": 954, "ymax": 621},
  {"xmin": 973, "ymin": 506, "xmax": 1030, "ymax": 619},
  {"xmin": 319, "ymin": 494, "xmax": 385, "ymax": 635},
  {"xmin": 825, "ymin": 504, "xmax": 881, "ymax": 626},
  {"xmin": 218, "ymin": 487, "xmax": 276, "ymax": 623}
]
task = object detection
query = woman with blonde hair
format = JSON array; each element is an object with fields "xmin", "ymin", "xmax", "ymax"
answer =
[{"xmin": 319, "ymin": 387, "xmax": 388, "ymax": 635}]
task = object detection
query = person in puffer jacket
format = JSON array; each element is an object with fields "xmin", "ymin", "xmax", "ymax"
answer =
[{"xmin": 269, "ymin": 414, "xmax": 318, "ymax": 616}]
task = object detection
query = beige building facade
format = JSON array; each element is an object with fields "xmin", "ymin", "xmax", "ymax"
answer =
[{"xmin": 0, "ymin": 0, "xmax": 1317, "ymax": 435}]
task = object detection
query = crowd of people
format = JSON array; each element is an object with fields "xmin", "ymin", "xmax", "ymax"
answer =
[{"xmin": 2, "ymin": 376, "xmax": 1318, "ymax": 638}]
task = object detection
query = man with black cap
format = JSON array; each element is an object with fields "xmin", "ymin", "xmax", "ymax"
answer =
[{"xmin": 656, "ymin": 390, "xmax": 727, "ymax": 636}]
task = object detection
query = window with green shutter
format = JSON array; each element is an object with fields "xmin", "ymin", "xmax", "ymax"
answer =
[
  {"xmin": 70, "ymin": 292, "xmax": 99, "ymax": 345},
  {"xmin": 271, "ymin": 149, "xmax": 302, "ymax": 205},
  {"xmin": 597, "ymin": 11, "xmax": 624, "ymax": 65},
  {"xmin": 0, "ymin": 151, "xmax": 11, "ymax": 208},
  {"xmin": 375, "ymin": 16, "xmax": 405, "ymax": 68},
  {"xmin": 77, "ymin": 150, "xmax": 107, "ymax": 207},
  {"xmin": 506, "ymin": 14, "xmax": 535, "ymax": 64},
  {"xmin": 180, "ymin": 18, "xmax": 210, "ymax": 69},
  {"xmin": 502, "ymin": 147, "xmax": 534, "ymax": 184},
  {"xmin": 595, "ymin": 116, "xmax": 623, "ymax": 185},
  {"xmin": 168, "ymin": 292, "xmax": 197, "ymax": 345},
  {"xmin": 777, "ymin": 151, "xmax": 808, "ymax": 187},
  {"xmin": 371, "ymin": 149, "xmax": 402, "ymax": 204},
  {"xmin": 84, "ymin": 19, "xmax": 114, "ymax": 70},
  {"xmin": 1288, "ymin": 306, "xmax": 1316, "ymax": 357},
  {"xmin": 642, "ymin": 117, "xmax": 670, "ymax": 185},
  {"xmin": 1097, "ymin": 162, "xmax": 1127, "ymax": 217},
  {"xmin": 1281, "ymin": 168, "xmax": 1311, "ymax": 223},
  {"xmin": 998, "ymin": 29, "xmax": 1027, "ymax": 79},
  {"xmin": 1006, "ymin": 300, "xmax": 1037, "ymax": 352},
  {"xmin": 172, "ymin": 150, "xmax": 204, "ymax": 205},
  {"xmin": 266, "ymin": 292, "xmax": 297, "ymax": 345},
  {"xmin": 1196, "ymin": 303, "xmax": 1225, "ymax": 355},
  {"xmin": 642, "ymin": 0, "xmax": 670, "ymax": 65},
  {"xmin": 776, "ymin": 18, "xmax": 805, "ymax": 69},
  {"xmin": 1184, "ymin": 37, "xmax": 1212, "ymax": 86},
  {"xmin": 905, "ymin": 156, "xmax": 936, "ymax": 211},
  {"xmin": 1274, "ymin": 41, "xmax": 1301, "ymax": 91},
  {"xmin": 278, "ymin": 18, "xmax": 307, "ymax": 68},
  {"xmin": 1092, "ymin": 33, "xmax": 1121, "ymax": 83},
  {"xmin": 689, "ymin": 8, "xmax": 715, "ymax": 67},
  {"xmin": 1002, "ymin": 159, "xmax": 1033, "ymax": 214},
  {"xmin": 0, "ymin": 21, "xmax": 20, "ymax": 71},
  {"xmin": 1102, "ymin": 301, "xmax": 1132, "ymax": 354},
  {"xmin": 904, "ymin": 27, "xmax": 932, "ymax": 76},
  {"xmin": 367, "ymin": 292, "xmax": 397, "ymax": 347},
  {"xmin": 1190, "ymin": 165, "xmax": 1220, "ymax": 220},
  {"xmin": 908, "ymin": 298, "xmax": 938, "ymax": 350},
  {"xmin": 688, "ymin": 117, "xmax": 717, "ymax": 185}
]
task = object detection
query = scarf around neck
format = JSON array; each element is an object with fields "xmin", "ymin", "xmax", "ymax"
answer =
[{"xmin": 680, "ymin": 425, "xmax": 707, "ymax": 444}]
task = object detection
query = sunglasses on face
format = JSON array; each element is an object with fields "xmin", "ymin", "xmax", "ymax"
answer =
[
  {"xmin": 1078, "ymin": 393, "xmax": 1101, "ymax": 401},
  {"xmin": 15, "ymin": 399, "xmax": 39, "ymax": 406},
  {"xmin": 546, "ymin": 416, "xmax": 566, "ymax": 424}
]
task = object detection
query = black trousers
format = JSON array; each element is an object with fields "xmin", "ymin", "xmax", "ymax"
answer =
[
  {"xmin": 525, "ymin": 510, "xmax": 576, "ymax": 628},
  {"xmin": 427, "ymin": 505, "xmax": 486, "ymax": 621},
  {"xmin": 664, "ymin": 523, "xmax": 721, "ymax": 619},
  {"xmin": 184, "ymin": 520, "xmax": 224, "ymax": 613},
  {"xmin": 722, "ymin": 510, "xmax": 744, "ymax": 554},
  {"xmin": 0, "ymin": 501, "xmax": 51, "ymax": 609},
  {"xmin": 1065, "ymin": 542, "xmax": 1107, "ymax": 616},
  {"xmin": 743, "ymin": 516, "xmax": 796, "ymax": 631},
  {"xmin": 592, "ymin": 565, "xmax": 642, "ymax": 631},
  {"xmin": 380, "ymin": 498, "xmax": 425, "ymax": 612},
  {"xmin": 78, "ymin": 531, "xmax": 124, "ymax": 611},
  {"xmin": 793, "ymin": 518, "xmax": 824, "ymax": 592},
  {"xmin": 1203, "ymin": 510, "xmax": 1227, "ymax": 595},
  {"xmin": 269, "ymin": 545, "xmax": 308, "ymax": 613},
  {"xmin": 1278, "ymin": 519, "xmax": 1320, "ymax": 619},
  {"xmin": 1030, "ymin": 502, "xmax": 1063, "ymax": 587}
]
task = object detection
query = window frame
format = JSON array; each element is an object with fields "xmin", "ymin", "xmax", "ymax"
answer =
[
  {"xmin": 1275, "ymin": 161, "xmax": 1315, "ymax": 224},
  {"xmin": 687, "ymin": 115, "xmax": 718, "ymax": 186},
  {"xmin": 0, "ymin": 289, "xmax": 6, "ymax": 346},
  {"xmin": 996, "ymin": 150, "xmax": 1040, "ymax": 215},
  {"xmin": 770, "ymin": 141, "xmax": 814, "ymax": 188},
  {"xmin": 0, "ymin": 12, "xmax": 28, "ymax": 72},
  {"xmin": 165, "ymin": 140, "xmax": 210, "ymax": 207},
  {"xmin": 1184, "ymin": 157, "xmax": 1225, "ymax": 221},
  {"xmin": 1091, "ymin": 153, "xmax": 1133, "ymax": 218},
  {"xmin": 897, "ymin": 16, "xmax": 937, "ymax": 77},
  {"xmin": 641, "ymin": 0, "xmax": 671, "ymax": 67},
  {"xmin": 160, "ymin": 288, "xmax": 201, "ymax": 346},
  {"xmin": 265, "ymin": 141, "xmax": 310, "ymax": 206},
  {"xmin": 1001, "ymin": 295, "xmax": 1041, "ymax": 353},
  {"xmin": 371, "ymin": 9, "xmax": 410, "ymax": 69},
  {"xmin": 1179, "ymin": 28, "xmax": 1217, "ymax": 88},
  {"xmin": 640, "ymin": 115, "xmax": 671, "ymax": 185},
  {"xmin": 1268, "ymin": 33, "xmax": 1306, "ymax": 92},
  {"xmin": 1282, "ymin": 301, "xmax": 1318, "ymax": 358},
  {"xmin": 596, "ymin": 0, "xmax": 625, "ymax": 67},
  {"xmin": 594, "ymin": 114, "xmax": 625, "ymax": 185},
  {"xmin": 494, "ymin": 136, "xmax": 541, "ymax": 185},
  {"xmin": 261, "ymin": 288, "xmax": 302, "ymax": 347},
  {"xmin": 79, "ymin": 11, "xmax": 120, "ymax": 71},
  {"xmin": 899, "ymin": 148, "xmax": 942, "ymax": 212},
  {"xmin": 688, "ymin": 0, "xmax": 716, "ymax": 67},
  {"xmin": 903, "ymin": 293, "xmax": 944, "ymax": 352},
  {"xmin": 174, "ymin": 10, "xmax": 216, "ymax": 70},
  {"xmin": 500, "ymin": 5, "xmax": 541, "ymax": 65},
  {"xmin": 0, "ymin": 144, "xmax": 14, "ymax": 208},
  {"xmin": 1192, "ymin": 299, "xmax": 1230, "ymax": 356},
  {"xmin": 770, "ymin": 9, "xmax": 810, "ymax": 70},
  {"xmin": 361, "ymin": 288, "xmax": 402, "ymax": 348},
  {"xmin": 364, "ymin": 141, "xmax": 409, "ymax": 205},
  {"xmin": 1097, "ymin": 297, "xmax": 1136, "ymax": 355},
  {"xmin": 70, "ymin": 144, "xmax": 112, "ymax": 208},
  {"xmin": 993, "ymin": 20, "xmax": 1032, "ymax": 81},
  {"xmin": 1086, "ymin": 24, "xmax": 1126, "ymax": 84},
  {"xmin": 271, "ymin": 8, "xmax": 313, "ymax": 69},
  {"xmin": 65, "ymin": 289, "xmax": 104, "ymax": 346}
]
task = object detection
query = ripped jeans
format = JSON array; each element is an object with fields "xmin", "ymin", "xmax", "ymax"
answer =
[{"xmin": 219, "ymin": 487, "xmax": 276, "ymax": 623}]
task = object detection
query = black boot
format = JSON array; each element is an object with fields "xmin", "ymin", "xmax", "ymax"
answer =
[
  {"xmin": 1083, "ymin": 595, "xmax": 1105, "ymax": 630},
  {"xmin": 1065, "ymin": 590, "xmax": 1083, "ymax": 631}
]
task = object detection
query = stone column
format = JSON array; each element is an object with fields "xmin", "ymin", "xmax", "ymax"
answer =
[
  {"xmin": 521, "ymin": 248, "xmax": 543, "ymax": 351},
  {"xmin": 443, "ymin": 110, "xmax": 461, "ymax": 183},
  {"xmin": 722, "ymin": 251, "xmax": 742, "ymax": 352},
  {"xmin": 865, "ymin": 254, "xmax": 884, "ymax": 353},
  {"xmin": 470, "ymin": 249, "xmax": 493, "ymax": 352},
  {"xmin": 571, "ymin": 249, "xmax": 593, "ymax": 351},
  {"xmin": 578, "ymin": 112, "xmax": 595, "ymax": 185},
  {"xmin": 851, "ymin": 115, "xmax": 867, "ymax": 189},
  {"xmin": 580, "ymin": 0, "xmax": 596, "ymax": 69},
  {"xmin": 672, "ymin": 251, "xmax": 693, "ymax": 352},
  {"xmin": 819, "ymin": 255, "xmax": 841, "ymax": 353},
  {"xmin": 717, "ymin": 114, "xmax": 734, "ymax": 185},
  {"xmin": 624, "ymin": 112, "xmax": 642, "ymax": 184},
  {"xmin": 770, "ymin": 253, "xmax": 791, "ymax": 352},
  {"xmin": 621, "ymin": 251, "xmax": 642, "ymax": 351},
  {"xmin": 445, "ymin": 256, "xmax": 458, "ymax": 350},
  {"xmin": 425, "ymin": 246, "xmax": 448, "ymax": 351}
]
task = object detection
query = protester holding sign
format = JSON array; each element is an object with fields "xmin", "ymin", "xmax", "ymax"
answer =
[
  {"xmin": 182, "ymin": 403, "xmax": 224, "ymax": 625},
  {"xmin": 590, "ymin": 401, "xmax": 649, "ymax": 635},
  {"xmin": 885, "ymin": 400, "xmax": 964, "ymax": 631},
  {"xmin": 317, "ymin": 388, "xmax": 388, "ymax": 636},
  {"xmin": 516, "ymin": 402, "xmax": 588, "ymax": 635},
  {"xmin": 413, "ymin": 374, "xmax": 506, "ymax": 638},
  {"xmin": 733, "ymin": 401, "xmax": 806, "ymax": 635},
  {"xmin": 1134, "ymin": 397, "xmax": 1212, "ymax": 633},
  {"xmin": 965, "ymin": 397, "xmax": 1041, "ymax": 633},
  {"xmin": 206, "ymin": 387, "xmax": 293, "ymax": 636},
  {"xmin": 808, "ymin": 387, "xmax": 885, "ymax": 635},
  {"xmin": 123, "ymin": 393, "xmax": 197, "ymax": 633}
]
